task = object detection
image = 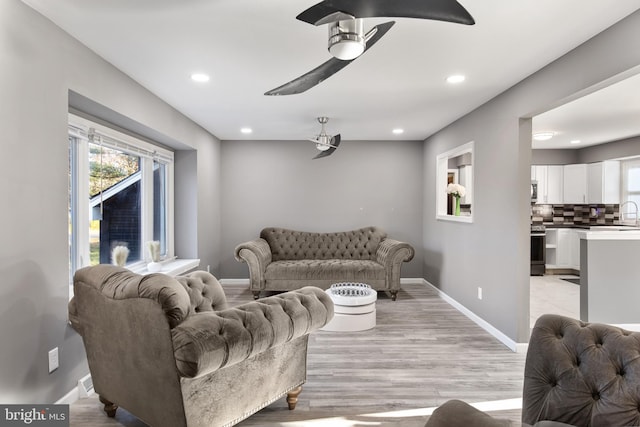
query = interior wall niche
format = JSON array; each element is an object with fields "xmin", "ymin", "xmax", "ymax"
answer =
[{"xmin": 436, "ymin": 141, "xmax": 474, "ymax": 223}]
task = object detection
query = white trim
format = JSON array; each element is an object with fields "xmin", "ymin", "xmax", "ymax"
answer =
[
  {"xmin": 436, "ymin": 141, "xmax": 474, "ymax": 223},
  {"xmin": 436, "ymin": 214, "xmax": 473, "ymax": 223},
  {"xmin": 55, "ymin": 385, "xmax": 81, "ymax": 405},
  {"xmin": 400, "ymin": 278, "xmax": 426, "ymax": 285},
  {"xmin": 421, "ymin": 279, "xmax": 527, "ymax": 353},
  {"xmin": 128, "ymin": 258, "xmax": 200, "ymax": 276},
  {"xmin": 69, "ymin": 114, "xmax": 173, "ymax": 162},
  {"xmin": 219, "ymin": 278, "xmax": 250, "ymax": 286}
]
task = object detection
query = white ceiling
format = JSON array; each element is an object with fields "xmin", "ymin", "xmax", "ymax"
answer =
[
  {"xmin": 532, "ymin": 71, "xmax": 640, "ymax": 149},
  {"xmin": 21, "ymin": 0, "xmax": 640, "ymax": 142}
]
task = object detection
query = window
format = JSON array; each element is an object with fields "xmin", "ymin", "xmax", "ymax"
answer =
[
  {"xmin": 68, "ymin": 114, "xmax": 174, "ymax": 284},
  {"xmin": 621, "ymin": 158, "xmax": 640, "ymax": 221}
]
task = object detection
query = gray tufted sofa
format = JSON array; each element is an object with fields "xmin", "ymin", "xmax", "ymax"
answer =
[
  {"xmin": 68, "ymin": 264, "xmax": 334, "ymax": 427},
  {"xmin": 234, "ymin": 226, "xmax": 415, "ymax": 301},
  {"xmin": 426, "ymin": 314, "xmax": 640, "ymax": 427}
]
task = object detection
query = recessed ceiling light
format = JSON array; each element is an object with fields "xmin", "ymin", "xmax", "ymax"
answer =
[
  {"xmin": 446, "ymin": 74, "xmax": 466, "ymax": 84},
  {"xmin": 570, "ymin": 140, "xmax": 581, "ymax": 145},
  {"xmin": 240, "ymin": 127, "xmax": 252, "ymax": 134},
  {"xmin": 392, "ymin": 128, "xmax": 404, "ymax": 135},
  {"xmin": 533, "ymin": 132, "xmax": 555, "ymax": 141},
  {"xmin": 190, "ymin": 73, "xmax": 210, "ymax": 83}
]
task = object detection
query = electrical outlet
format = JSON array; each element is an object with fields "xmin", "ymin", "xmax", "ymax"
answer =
[
  {"xmin": 477, "ymin": 287, "xmax": 483, "ymax": 300},
  {"xmin": 48, "ymin": 347, "xmax": 59, "ymax": 373}
]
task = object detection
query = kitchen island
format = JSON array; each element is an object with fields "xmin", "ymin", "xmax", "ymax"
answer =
[{"xmin": 579, "ymin": 229, "xmax": 640, "ymax": 326}]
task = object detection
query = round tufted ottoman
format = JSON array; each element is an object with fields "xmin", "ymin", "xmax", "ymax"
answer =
[{"xmin": 321, "ymin": 283, "xmax": 377, "ymax": 332}]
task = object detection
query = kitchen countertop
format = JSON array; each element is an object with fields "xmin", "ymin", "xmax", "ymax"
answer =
[
  {"xmin": 578, "ymin": 229, "xmax": 640, "ymax": 240},
  {"xmin": 538, "ymin": 223, "xmax": 640, "ymax": 239}
]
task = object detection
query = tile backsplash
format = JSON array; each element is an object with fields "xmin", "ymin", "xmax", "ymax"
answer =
[{"xmin": 531, "ymin": 204, "xmax": 620, "ymax": 226}]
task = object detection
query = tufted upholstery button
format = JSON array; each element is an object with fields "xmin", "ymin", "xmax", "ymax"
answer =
[{"xmin": 592, "ymin": 392, "xmax": 600, "ymax": 400}]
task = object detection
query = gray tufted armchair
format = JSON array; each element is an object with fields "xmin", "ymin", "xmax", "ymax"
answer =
[
  {"xmin": 426, "ymin": 314, "xmax": 640, "ymax": 427},
  {"xmin": 68, "ymin": 265, "xmax": 334, "ymax": 427}
]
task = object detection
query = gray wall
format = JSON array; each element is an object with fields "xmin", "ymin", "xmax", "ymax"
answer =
[
  {"xmin": 532, "ymin": 149, "xmax": 579, "ymax": 165},
  {"xmin": 219, "ymin": 140, "xmax": 424, "ymax": 279},
  {"xmin": 578, "ymin": 135, "xmax": 640, "ymax": 163},
  {"xmin": 0, "ymin": 0, "xmax": 221, "ymax": 403},
  {"xmin": 423, "ymin": 10, "xmax": 640, "ymax": 343},
  {"xmin": 533, "ymin": 135, "xmax": 640, "ymax": 165}
]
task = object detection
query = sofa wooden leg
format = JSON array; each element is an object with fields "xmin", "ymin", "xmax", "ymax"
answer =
[
  {"xmin": 99, "ymin": 395, "xmax": 118, "ymax": 418},
  {"xmin": 252, "ymin": 291, "xmax": 260, "ymax": 300},
  {"xmin": 390, "ymin": 290, "xmax": 398, "ymax": 301},
  {"xmin": 286, "ymin": 386, "xmax": 302, "ymax": 410}
]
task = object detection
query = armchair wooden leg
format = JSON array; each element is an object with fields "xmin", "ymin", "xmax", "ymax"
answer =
[
  {"xmin": 99, "ymin": 395, "xmax": 118, "ymax": 418},
  {"xmin": 286, "ymin": 386, "xmax": 302, "ymax": 410},
  {"xmin": 390, "ymin": 290, "xmax": 398, "ymax": 301},
  {"xmin": 252, "ymin": 291, "xmax": 260, "ymax": 300}
]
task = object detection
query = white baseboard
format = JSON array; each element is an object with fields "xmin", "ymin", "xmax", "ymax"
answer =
[
  {"xmin": 56, "ymin": 374, "xmax": 94, "ymax": 405},
  {"xmin": 400, "ymin": 278, "xmax": 426, "ymax": 285},
  {"xmin": 219, "ymin": 278, "xmax": 250, "ymax": 286},
  {"xmin": 421, "ymin": 279, "xmax": 527, "ymax": 353}
]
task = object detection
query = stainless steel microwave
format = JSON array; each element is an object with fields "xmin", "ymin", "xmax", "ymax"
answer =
[{"xmin": 531, "ymin": 180, "xmax": 538, "ymax": 203}]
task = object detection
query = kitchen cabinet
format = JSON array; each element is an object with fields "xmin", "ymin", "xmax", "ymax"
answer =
[
  {"xmin": 531, "ymin": 165, "xmax": 563, "ymax": 204},
  {"xmin": 546, "ymin": 165, "xmax": 564, "ymax": 204},
  {"xmin": 545, "ymin": 228, "xmax": 580, "ymax": 271},
  {"xmin": 587, "ymin": 160, "xmax": 620, "ymax": 204},
  {"xmin": 531, "ymin": 165, "xmax": 547, "ymax": 205},
  {"xmin": 563, "ymin": 164, "xmax": 588, "ymax": 204}
]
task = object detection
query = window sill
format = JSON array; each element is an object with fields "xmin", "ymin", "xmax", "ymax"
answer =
[
  {"xmin": 437, "ymin": 214, "xmax": 473, "ymax": 224},
  {"xmin": 129, "ymin": 258, "xmax": 200, "ymax": 276}
]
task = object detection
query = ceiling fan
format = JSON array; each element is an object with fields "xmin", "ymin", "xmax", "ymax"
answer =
[
  {"xmin": 265, "ymin": 0, "xmax": 475, "ymax": 96},
  {"xmin": 308, "ymin": 117, "xmax": 341, "ymax": 159}
]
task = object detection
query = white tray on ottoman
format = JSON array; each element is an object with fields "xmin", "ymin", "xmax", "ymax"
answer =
[{"xmin": 321, "ymin": 283, "xmax": 377, "ymax": 332}]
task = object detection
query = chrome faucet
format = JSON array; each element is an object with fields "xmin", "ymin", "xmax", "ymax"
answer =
[{"xmin": 620, "ymin": 200, "xmax": 639, "ymax": 226}]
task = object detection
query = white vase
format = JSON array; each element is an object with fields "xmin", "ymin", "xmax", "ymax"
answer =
[{"xmin": 147, "ymin": 262, "xmax": 162, "ymax": 273}]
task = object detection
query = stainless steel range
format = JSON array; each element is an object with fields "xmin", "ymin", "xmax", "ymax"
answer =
[{"xmin": 530, "ymin": 225, "xmax": 546, "ymax": 276}]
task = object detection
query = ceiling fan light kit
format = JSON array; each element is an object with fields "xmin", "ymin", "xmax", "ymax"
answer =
[
  {"xmin": 328, "ymin": 19, "xmax": 365, "ymax": 60},
  {"xmin": 308, "ymin": 117, "xmax": 341, "ymax": 159}
]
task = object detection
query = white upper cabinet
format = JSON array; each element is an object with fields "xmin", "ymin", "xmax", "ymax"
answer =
[
  {"xmin": 563, "ymin": 164, "xmax": 588, "ymax": 204},
  {"xmin": 531, "ymin": 165, "xmax": 564, "ymax": 205},
  {"xmin": 587, "ymin": 160, "xmax": 620, "ymax": 204},
  {"xmin": 547, "ymin": 165, "xmax": 564, "ymax": 204},
  {"xmin": 531, "ymin": 165, "xmax": 547, "ymax": 204},
  {"xmin": 534, "ymin": 162, "xmax": 619, "ymax": 205}
]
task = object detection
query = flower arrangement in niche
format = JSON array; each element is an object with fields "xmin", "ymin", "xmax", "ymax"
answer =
[
  {"xmin": 446, "ymin": 183, "xmax": 466, "ymax": 216},
  {"xmin": 111, "ymin": 245, "xmax": 129, "ymax": 267}
]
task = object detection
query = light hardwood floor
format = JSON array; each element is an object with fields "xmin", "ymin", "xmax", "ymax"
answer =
[{"xmin": 69, "ymin": 283, "xmax": 528, "ymax": 427}]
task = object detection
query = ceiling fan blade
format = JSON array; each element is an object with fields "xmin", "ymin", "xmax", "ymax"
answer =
[
  {"xmin": 264, "ymin": 22, "xmax": 395, "ymax": 96},
  {"xmin": 312, "ymin": 134, "xmax": 341, "ymax": 159},
  {"xmin": 297, "ymin": 0, "xmax": 474, "ymax": 26}
]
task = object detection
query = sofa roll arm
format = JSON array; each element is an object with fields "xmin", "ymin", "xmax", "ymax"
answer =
[
  {"xmin": 171, "ymin": 286, "xmax": 334, "ymax": 378},
  {"xmin": 376, "ymin": 238, "xmax": 415, "ymax": 267},
  {"xmin": 234, "ymin": 238, "xmax": 272, "ymax": 290}
]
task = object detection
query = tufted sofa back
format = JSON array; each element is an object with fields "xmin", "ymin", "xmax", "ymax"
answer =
[
  {"xmin": 71, "ymin": 265, "xmax": 228, "ymax": 330},
  {"xmin": 523, "ymin": 314, "xmax": 640, "ymax": 426},
  {"xmin": 260, "ymin": 226, "xmax": 387, "ymax": 262}
]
